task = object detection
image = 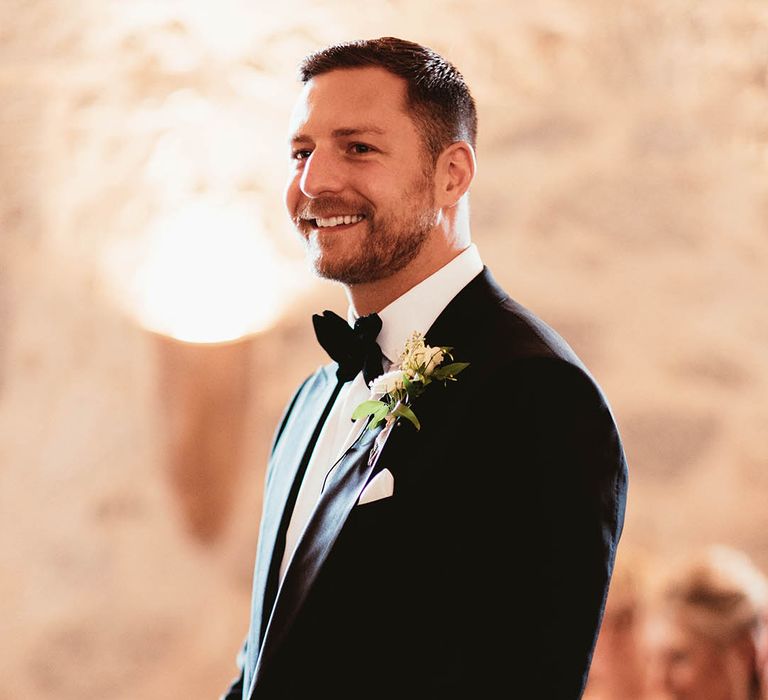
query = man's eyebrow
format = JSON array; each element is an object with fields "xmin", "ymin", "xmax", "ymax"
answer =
[
  {"xmin": 290, "ymin": 126, "xmax": 386, "ymax": 143},
  {"xmin": 331, "ymin": 126, "xmax": 386, "ymax": 137}
]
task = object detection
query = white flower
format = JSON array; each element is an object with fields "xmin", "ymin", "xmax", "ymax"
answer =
[
  {"xmin": 400, "ymin": 333, "xmax": 444, "ymax": 378},
  {"xmin": 369, "ymin": 369, "xmax": 405, "ymax": 396},
  {"xmin": 420, "ymin": 346, "xmax": 445, "ymax": 375}
]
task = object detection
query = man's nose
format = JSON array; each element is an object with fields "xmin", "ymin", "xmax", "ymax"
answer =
[{"xmin": 299, "ymin": 148, "xmax": 343, "ymax": 198}]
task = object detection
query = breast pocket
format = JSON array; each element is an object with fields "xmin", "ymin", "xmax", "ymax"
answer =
[{"xmin": 356, "ymin": 467, "xmax": 395, "ymax": 506}]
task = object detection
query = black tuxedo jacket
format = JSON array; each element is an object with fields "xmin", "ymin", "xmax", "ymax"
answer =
[{"xmin": 223, "ymin": 267, "xmax": 628, "ymax": 699}]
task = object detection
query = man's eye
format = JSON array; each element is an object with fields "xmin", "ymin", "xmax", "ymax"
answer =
[
  {"xmin": 350, "ymin": 143, "xmax": 373, "ymax": 154},
  {"xmin": 292, "ymin": 149, "xmax": 312, "ymax": 160}
]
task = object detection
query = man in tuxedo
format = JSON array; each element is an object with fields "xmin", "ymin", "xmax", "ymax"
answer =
[{"xmin": 223, "ymin": 37, "xmax": 628, "ymax": 699}]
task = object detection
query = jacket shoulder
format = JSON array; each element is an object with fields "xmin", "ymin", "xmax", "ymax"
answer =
[{"xmin": 429, "ymin": 266, "xmax": 588, "ymax": 374}]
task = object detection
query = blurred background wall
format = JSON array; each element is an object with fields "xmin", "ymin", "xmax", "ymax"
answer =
[{"xmin": 1, "ymin": 1, "xmax": 766, "ymax": 697}]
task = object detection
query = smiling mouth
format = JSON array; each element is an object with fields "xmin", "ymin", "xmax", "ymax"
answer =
[{"xmin": 306, "ymin": 214, "xmax": 366, "ymax": 229}]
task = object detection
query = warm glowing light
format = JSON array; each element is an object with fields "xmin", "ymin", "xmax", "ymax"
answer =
[{"xmin": 107, "ymin": 198, "xmax": 304, "ymax": 343}]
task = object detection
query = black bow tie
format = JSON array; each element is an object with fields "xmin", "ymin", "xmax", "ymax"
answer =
[{"xmin": 312, "ymin": 310, "xmax": 384, "ymax": 386}]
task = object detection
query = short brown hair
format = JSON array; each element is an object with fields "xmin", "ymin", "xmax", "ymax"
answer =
[{"xmin": 299, "ymin": 37, "xmax": 477, "ymax": 165}]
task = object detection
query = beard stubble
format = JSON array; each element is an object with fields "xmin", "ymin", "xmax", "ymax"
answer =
[{"xmin": 300, "ymin": 171, "xmax": 438, "ymax": 286}]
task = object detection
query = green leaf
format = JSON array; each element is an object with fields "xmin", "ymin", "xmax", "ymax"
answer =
[
  {"xmin": 392, "ymin": 403, "xmax": 421, "ymax": 431},
  {"xmin": 437, "ymin": 361, "xmax": 470, "ymax": 377},
  {"xmin": 369, "ymin": 416, "xmax": 383, "ymax": 429},
  {"xmin": 351, "ymin": 400, "xmax": 386, "ymax": 421},
  {"xmin": 367, "ymin": 403, "xmax": 391, "ymax": 430}
]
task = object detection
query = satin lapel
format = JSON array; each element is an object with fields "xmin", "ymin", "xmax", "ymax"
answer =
[
  {"xmin": 243, "ymin": 366, "xmax": 337, "ymax": 690},
  {"xmin": 251, "ymin": 421, "xmax": 384, "ymax": 689}
]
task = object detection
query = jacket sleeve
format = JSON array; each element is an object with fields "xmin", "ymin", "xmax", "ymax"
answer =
[{"xmin": 454, "ymin": 357, "xmax": 628, "ymax": 699}]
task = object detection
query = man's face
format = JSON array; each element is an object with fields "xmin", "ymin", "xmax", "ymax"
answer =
[{"xmin": 284, "ymin": 66, "xmax": 438, "ymax": 285}]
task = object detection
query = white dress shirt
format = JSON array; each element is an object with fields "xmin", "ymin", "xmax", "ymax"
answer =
[{"xmin": 278, "ymin": 243, "xmax": 484, "ymax": 582}]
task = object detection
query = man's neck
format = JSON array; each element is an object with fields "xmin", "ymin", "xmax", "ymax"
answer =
[
  {"xmin": 345, "ymin": 210, "xmax": 473, "ymax": 315},
  {"xmin": 346, "ymin": 244, "xmax": 466, "ymax": 316}
]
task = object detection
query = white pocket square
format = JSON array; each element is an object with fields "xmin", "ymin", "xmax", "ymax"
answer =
[{"xmin": 357, "ymin": 468, "xmax": 394, "ymax": 505}]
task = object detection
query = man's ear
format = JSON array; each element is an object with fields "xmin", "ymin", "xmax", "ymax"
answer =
[{"xmin": 434, "ymin": 141, "xmax": 476, "ymax": 208}]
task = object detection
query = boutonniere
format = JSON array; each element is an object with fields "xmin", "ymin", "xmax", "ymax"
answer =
[{"xmin": 352, "ymin": 331, "xmax": 469, "ymax": 432}]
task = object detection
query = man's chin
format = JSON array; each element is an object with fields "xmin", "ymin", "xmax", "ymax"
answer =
[
  {"xmin": 306, "ymin": 237, "xmax": 367, "ymax": 284},
  {"xmin": 309, "ymin": 253, "xmax": 388, "ymax": 286},
  {"xmin": 311, "ymin": 260, "xmax": 366, "ymax": 285}
]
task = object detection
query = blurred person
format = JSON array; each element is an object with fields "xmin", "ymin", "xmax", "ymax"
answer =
[
  {"xmin": 584, "ymin": 548, "xmax": 650, "ymax": 699},
  {"xmin": 646, "ymin": 545, "xmax": 768, "ymax": 700},
  {"xmin": 223, "ymin": 37, "xmax": 628, "ymax": 699}
]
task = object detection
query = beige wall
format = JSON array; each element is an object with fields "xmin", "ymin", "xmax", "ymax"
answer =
[{"xmin": 1, "ymin": 1, "xmax": 767, "ymax": 697}]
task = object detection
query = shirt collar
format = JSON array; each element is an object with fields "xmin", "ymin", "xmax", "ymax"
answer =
[{"xmin": 348, "ymin": 243, "xmax": 483, "ymax": 365}]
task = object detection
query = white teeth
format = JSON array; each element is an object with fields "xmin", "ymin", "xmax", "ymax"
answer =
[{"xmin": 315, "ymin": 214, "xmax": 364, "ymax": 228}]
